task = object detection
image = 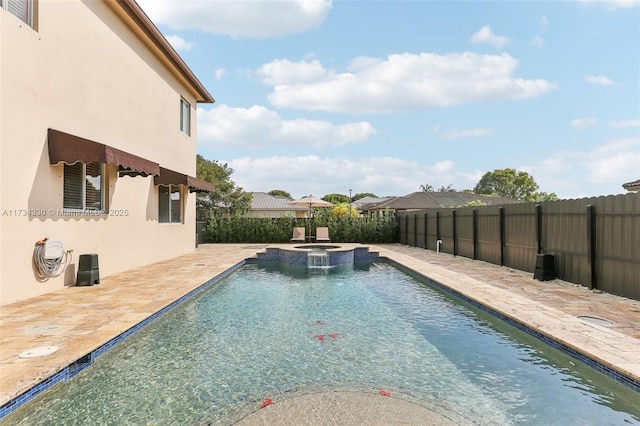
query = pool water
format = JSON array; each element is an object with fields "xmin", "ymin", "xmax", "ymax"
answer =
[{"xmin": 2, "ymin": 262, "xmax": 639, "ymax": 425}]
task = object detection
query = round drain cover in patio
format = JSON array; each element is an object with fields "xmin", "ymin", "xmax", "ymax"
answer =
[
  {"xmin": 577, "ymin": 316, "xmax": 613, "ymax": 327},
  {"xmin": 19, "ymin": 346, "xmax": 59, "ymax": 359}
]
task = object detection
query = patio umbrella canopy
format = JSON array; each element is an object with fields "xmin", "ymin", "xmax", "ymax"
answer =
[
  {"xmin": 287, "ymin": 195, "xmax": 336, "ymax": 210},
  {"xmin": 287, "ymin": 195, "xmax": 335, "ymax": 241}
]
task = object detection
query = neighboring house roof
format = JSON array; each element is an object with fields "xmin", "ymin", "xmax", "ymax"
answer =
[
  {"xmin": 622, "ymin": 179, "xmax": 640, "ymax": 192},
  {"xmin": 250, "ymin": 192, "xmax": 307, "ymax": 211},
  {"xmin": 352, "ymin": 196, "xmax": 392, "ymax": 209},
  {"xmin": 357, "ymin": 197, "xmax": 399, "ymax": 212},
  {"xmin": 366, "ymin": 191, "xmax": 522, "ymax": 211},
  {"xmin": 376, "ymin": 192, "xmax": 441, "ymax": 210},
  {"xmin": 106, "ymin": 0, "xmax": 214, "ymax": 103}
]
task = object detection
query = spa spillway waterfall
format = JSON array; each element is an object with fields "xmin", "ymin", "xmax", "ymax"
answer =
[{"xmin": 307, "ymin": 249, "xmax": 330, "ymax": 268}]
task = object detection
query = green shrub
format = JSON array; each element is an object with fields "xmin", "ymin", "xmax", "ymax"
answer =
[{"xmin": 202, "ymin": 212, "xmax": 397, "ymax": 244}]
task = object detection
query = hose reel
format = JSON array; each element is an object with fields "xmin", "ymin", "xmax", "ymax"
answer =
[{"xmin": 33, "ymin": 238, "xmax": 72, "ymax": 279}]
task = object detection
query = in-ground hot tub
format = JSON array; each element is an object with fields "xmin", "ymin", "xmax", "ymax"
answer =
[
  {"xmin": 252, "ymin": 245, "xmax": 379, "ymax": 267},
  {"xmin": 294, "ymin": 245, "xmax": 341, "ymax": 250}
]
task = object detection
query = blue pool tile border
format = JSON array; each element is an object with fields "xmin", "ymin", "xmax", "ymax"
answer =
[
  {"xmin": 0, "ymin": 261, "xmax": 245, "ymax": 420},
  {"xmin": 383, "ymin": 257, "xmax": 640, "ymax": 394}
]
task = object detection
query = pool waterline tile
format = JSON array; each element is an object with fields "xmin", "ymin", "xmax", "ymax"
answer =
[{"xmin": 1, "ymin": 243, "xmax": 639, "ymax": 419}]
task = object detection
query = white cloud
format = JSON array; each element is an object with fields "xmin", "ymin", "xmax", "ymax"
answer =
[
  {"xmin": 214, "ymin": 68, "xmax": 226, "ymax": 80},
  {"xmin": 540, "ymin": 157, "xmax": 572, "ymax": 174},
  {"xmin": 137, "ymin": 0, "xmax": 332, "ymax": 39},
  {"xmin": 609, "ymin": 119, "xmax": 640, "ymax": 128},
  {"xmin": 258, "ymin": 53, "xmax": 557, "ymax": 114},
  {"xmin": 585, "ymin": 74, "xmax": 614, "ymax": 86},
  {"xmin": 257, "ymin": 59, "xmax": 329, "ymax": 85},
  {"xmin": 220, "ymin": 137, "xmax": 639, "ymax": 199},
  {"xmin": 530, "ymin": 36, "xmax": 544, "ymax": 47},
  {"xmin": 540, "ymin": 16, "xmax": 549, "ymax": 29},
  {"xmin": 578, "ymin": 0, "xmax": 640, "ymax": 10},
  {"xmin": 584, "ymin": 137, "xmax": 640, "ymax": 184},
  {"xmin": 526, "ymin": 136, "xmax": 639, "ymax": 197},
  {"xmin": 571, "ymin": 118, "xmax": 598, "ymax": 129},
  {"xmin": 470, "ymin": 26, "xmax": 510, "ymax": 49},
  {"xmin": 197, "ymin": 104, "xmax": 376, "ymax": 149},
  {"xmin": 223, "ymin": 156, "xmax": 480, "ymax": 198},
  {"xmin": 437, "ymin": 127, "xmax": 492, "ymax": 140},
  {"xmin": 164, "ymin": 35, "xmax": 192, "ymax": 51}
]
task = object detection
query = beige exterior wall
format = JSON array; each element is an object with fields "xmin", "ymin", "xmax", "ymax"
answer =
[{"xmin": 0, "ymin": 2, "xmax": 208, "ymax": 304}]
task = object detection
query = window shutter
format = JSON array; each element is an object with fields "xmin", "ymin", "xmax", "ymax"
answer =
[
  {"xmin": 63, "ymin": 163, "xmax": 83, "ymax": 209},
  {"xmin": 170, "ymin": 186, "xmax": 181, "ymax": 223},
  {"xmin": 180, "ymin": 99, "xmax": 190, "ymax": 135},
  {"xmin": 85, "ymin": 162, "xmax": 103, "ymax": 210},
  {"xmin": 159, "ymin": 185, "xmax": 170, "ymax": 223},
  {"xmin": 6, "ymin": 0, "xmax": 30, "ymax": 25}
]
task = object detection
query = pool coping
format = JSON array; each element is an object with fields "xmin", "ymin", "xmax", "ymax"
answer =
[{"xmin": 1, "ymin": 243, "xmax": 639, "ymax": 420}]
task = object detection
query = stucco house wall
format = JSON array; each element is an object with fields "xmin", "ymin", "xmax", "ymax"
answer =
[{"xmin": 0, "ymin": 0, "xmax": 213, "ymax": 304}]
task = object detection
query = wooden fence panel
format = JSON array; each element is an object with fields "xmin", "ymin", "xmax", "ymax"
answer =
[
  {"xmin": 476, "ymin": 207, "xmax": 502, "ymax": 265},
  {"xmin": 597, "ymin": 194, "xmax": 640, "ymax": 299},
  {"xmin": 503, "ymin": 204, "xmax": 537, "ymax": 272},
  {"xmin": 545, "ymin": 198, "xmax": 590, "ymax": 286},
  {"xmin": 438, "ymin": 210, "xmax": 454, "ymax": 254},
  {"xmin": 407, "ymin": 214, "xmax": 416, "ymax": 246},
  {"xmin": 414, "ymin": 213, "xmax": 426, "ymax": 249},
  {"xmin": 426, "ymin": 213, "xmax": 438, "ymax": 250},
  {"xmin": 456, "ymin": 209, "xmax": 474, "ymax": 258}
]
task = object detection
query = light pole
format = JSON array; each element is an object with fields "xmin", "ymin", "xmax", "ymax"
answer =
[{"xmin": 349, "ymin": 189, "xmax": 352, "ymax": 217}]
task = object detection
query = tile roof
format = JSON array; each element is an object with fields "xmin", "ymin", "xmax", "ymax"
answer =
[
  {"xmin": 622, "ymin": 179, "xmax": 640, "ymax": 191},
  {"xmin": 352, "ymin": 196, "xmax": 392, "ymax": 209},
  {"xmin": 250, "ymin": 192, "xmax": 307, "ymax": 211}
]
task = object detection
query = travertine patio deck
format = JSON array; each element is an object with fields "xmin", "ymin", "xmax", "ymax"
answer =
[{"xmin": 1, "ymin": 243, "xmax": 639, "ymax": 423}]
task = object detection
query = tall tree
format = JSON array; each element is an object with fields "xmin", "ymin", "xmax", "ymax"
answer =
[
  {"xmin": 473, "ymin": 168, "xmax": 557, "ymax": 202},
  {"xmin": 419, "ymin": 184, "xmax": 434, "ymax": 192},
  {"xmin": 331, "ymin": 203, "xmax": 358, "ymax": 218},
  {"xmin": 196, "ymin": 155, "xmax": 251, "ymax": 216},
  {"xmin": 352, "ymin": 192, "xmax": 377, "ymax": 201},
  {"xmin": 268, "ymin": 189, "xmax": 291, "ymax": 198},
  {"xmin": 474, "ymin": 168, "xmax": 537, "ymax": 200},
  {"xmin": 531, "ymin": 191, "xmax": 559, "ymax": 202},
  {"xmin": 323, "ymin": 193, "xmax": 350, "ymax": 204},
  {"xmin": 438, "ymin": 184, "xmax": 455, "ymax": 192}
]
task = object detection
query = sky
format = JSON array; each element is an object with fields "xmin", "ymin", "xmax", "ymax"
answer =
[{"xmin": 136, "ymin": 0, "xmax": 640, "ymax": 200}]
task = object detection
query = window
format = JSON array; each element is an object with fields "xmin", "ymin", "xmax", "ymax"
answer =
[
  {"xmin": 2, "ymin": 0, "xmax": 34, "ymax": 27},
  {"xmin": 180, "ymin": 98, "xmax": 190, "ymax": 136},
  {"xmin": 159, "ymin": 185, "xmax": 182, "ymax": 223},
  {"xmin": 63, "ymin": 162, "xmax": 104, "ymax": 210}
]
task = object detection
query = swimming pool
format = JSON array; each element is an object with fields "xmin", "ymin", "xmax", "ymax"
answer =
[{"xmin": 1, "ymin": 261, "xmax": 639, "ymax": 425}]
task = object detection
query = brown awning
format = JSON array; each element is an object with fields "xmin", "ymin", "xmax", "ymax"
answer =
[
  {"xmin": 48, "ymin": 129, "xmax": 160, "ymax": 177},
  {"xmin": 154, "ymin": 167, "xmax": 215, "ymax": 193}
]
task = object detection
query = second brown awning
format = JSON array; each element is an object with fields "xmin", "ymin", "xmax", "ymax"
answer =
[
  {"xmin": 154, "ymin": 167, "xmax": 216, "ymax": 193},
  {"xmin": 48, "ymin": 128, "xmax": 160, "ymax": 177}
]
